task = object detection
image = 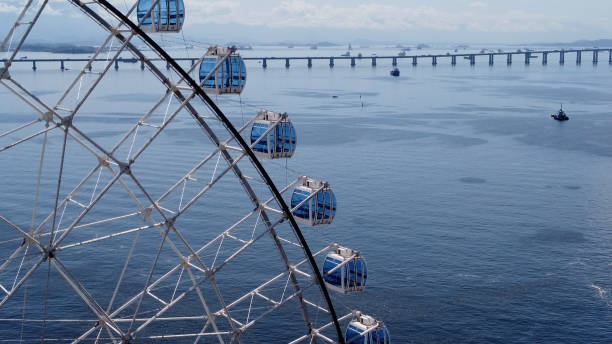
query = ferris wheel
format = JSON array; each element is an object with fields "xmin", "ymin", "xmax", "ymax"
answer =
[{"xmin": 0, "ymin": 0, "xmax": 390, "ymax": 343}]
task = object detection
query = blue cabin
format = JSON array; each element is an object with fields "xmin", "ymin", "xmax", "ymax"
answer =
[
  {"xmin": 199, "ymin": 46, "xmax": 246, "ymax": 94},
  {"xmin": 290, "ymin": 177, "xmax": 336, "ymax": 226},
  {"xmin": 323, "ymin": 245, "xmax": 367, "ymax": 294},
  {"xmin": 250, "ymin": 110, "xmax": 296, "ymax": 159},
  {"xmin": 137, "ymin": 0, "xmax": 185, "ymax": 33},
  {"xmin": 345, "ymin": 313, "xmax": 390, "ymax": 344}
]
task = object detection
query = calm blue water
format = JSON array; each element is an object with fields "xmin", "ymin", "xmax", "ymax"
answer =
[{"xmin": 1, "ymin": 47, "xmax": 611, "ymax": 343}]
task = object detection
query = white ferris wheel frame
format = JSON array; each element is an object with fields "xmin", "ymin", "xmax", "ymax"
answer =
[{"xmin": 0, "ymin": 0, "xmax": 353, "ymax": 343}]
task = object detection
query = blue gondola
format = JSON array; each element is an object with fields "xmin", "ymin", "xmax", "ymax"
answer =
[
  {"xmin": 290, "ymin": 177, "xmax": 336, "ymax": 226},
  {"xmin": 323, "ymin": 245, "xmax": 367, "ymax": 294},
  {"xmin": 250, "ymin": 110, "xmax": 296, "ymax": 159},
  {"xmin": 199, "ymin": 46, "xmax": 246, "ymax": 94},
  {"xmin": 137, "ymin": 0, "xmax": 185, "ymax": 33},
  {"xmin": 345, "ymin": 312, "xmax": 391, "ymax": 344}
]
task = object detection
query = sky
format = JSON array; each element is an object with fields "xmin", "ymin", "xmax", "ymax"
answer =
[{"xmin": 1, "ymin": 0, "xmax": 611, "ymax": 44}]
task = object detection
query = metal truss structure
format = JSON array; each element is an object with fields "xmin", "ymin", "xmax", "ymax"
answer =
[{"xmin": 0, "ymin": 0, "xmax": 359, "ymax": 342}]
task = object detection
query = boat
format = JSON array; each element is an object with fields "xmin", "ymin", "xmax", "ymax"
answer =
[
  {"xmin": 310, "ymin": 45, "xmax": 318, "ymax": 50},
  {"xmin": 390, "ymin": 68, "xmax": 400, "ymax": 77},
  {"xmin": 551, "ymin": 104, "xmax": 569, "ymax": 121},
  {"xmin": 398, "ymin": 51, "xmax": 406, "ymax": 57}
]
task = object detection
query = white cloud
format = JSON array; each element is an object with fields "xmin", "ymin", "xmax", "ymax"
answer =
[
  {"xmin": 181, "ymin": 0, "xmax": 571, "ymax": 34},
  {"xmin": 468, "ymin": 2, "xmax": 488, "ymax": 9},
  {"xmin": 0, "ymin": 3, "xmax": 21, "ymax": 14}
]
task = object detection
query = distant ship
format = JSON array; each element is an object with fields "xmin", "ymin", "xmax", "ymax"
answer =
[
  {"xmin": 398, "ymin": 51, "xmax": 406, "ymax": 57},
  {"xmin": 341, "ymin": 51, "xmax": 350, "ymax": 57},
  {"xmin": 551, "ymin": 105, "xmax": 569, "ymax": 121},
  {"xmin": 390, "ymin": 67, "xmax": 400, "ymax": 77},
  {"xmin": 310, "ymin": 45, "xmax": 318, "ymax": 50}
]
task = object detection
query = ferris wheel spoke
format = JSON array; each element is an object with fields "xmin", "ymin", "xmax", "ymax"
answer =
[
  {"xmin": 57, "ymin": 221, "xmax": 162, "ymax": 251},
  {"xmin": 0, "ymin": 79, "xmax": 64, "ymax": 123},
  {"xmin": 124, "ymin": 172, "xmax": 243, "ymax": 339},
  {"xmin": 69, "ymin": 125, "xmax": 123, "ymax": 166},
  {"xmin": 47, "ymin": 127, "xmax": 70, "ymax": 249},
  {"xmin": 30, "ymin": 164, "xmax": 103, "ymax": 241},
  {"xmin": 50, "ymin": 170, "xmax": 124, "ymax": 249},
  {"xmin": 52, "ymin": 3, "xmax": 137, "ymax": 115},
  {"xmin": 0, "ymin": 124, "xmax": 58, "ymax": 153},
  {"xmin": 0, "ymin": 256, "xmax": 43, "ymax": 308},
  {"xmin": 290, "ymin": 313, "xmax": 354, "ymax": 344},
  {"xmin": 54, "ymin": 32, "xmax": 138, "ymax": 122},
  {"xmin": 0, "ymin": 216, "xmax": 44, "ymax": 252},
  {"xmin": 0, "ymin": 118, "xmax": 42, "ymax": 140},
  {"xmin": 51, "ymin": 257, "xmax": 125, "ymax": 339}
]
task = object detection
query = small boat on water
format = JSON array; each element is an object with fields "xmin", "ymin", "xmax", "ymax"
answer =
[
  {"xmin": 551, "ymin": 104, "xmax": 569, "ymax": 121},
  {"xmin": 390, "ymin": 68, "xmax": 400, "ymax": 77}
]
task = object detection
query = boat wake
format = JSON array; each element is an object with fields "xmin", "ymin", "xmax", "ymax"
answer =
[{"xmin": 589, "ymin": 283, "xmax": 611, "ymax": 307}]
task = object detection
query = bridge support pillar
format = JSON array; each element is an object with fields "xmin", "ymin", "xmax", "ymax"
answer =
[
  {"xmin": 87, "ymin": 63, "xmax": 92, "ymax": 72},
  {"xmin": 412, "ymin": 57, "xmax": 417, "ymax": 66},
  {"xmin": 262, "ymin": 58, "xmax": 267, "ymax": 68},
  {"xmin": 392, "ymin": 57, "xmax": 397, "ymax": 66},
  {"xmin": 542, "ymin": 52, "xmax": 548, "ymax": 65},
  {"xmin": 307, "ymin": 58, "xmax": 312, "ymax": 68},
  {"xmin": 329, "ymin": 58, "xmax": 334, "ymax": 68},
  {"xmin": 371, "ymin": 57, "xmax": 376, "ymax": 67},
  {"xmin": 592, "ymin": 50, "xmax": 598, "ymax": 64},
  {"xmin": 488, "ymin": 54, "xmax": 494, "ymax": 66},
  {"xmin": 191, "ymin": 59, "xmax": 195, "ymax": 66},
  {"xmin": 60, "ymin": 60, "xmax": 65, "ymax": 71},
  {"xmin": 140, "ymin": 59, "xmax": 145, "ymax": 70},
  {"xmin": 32, "ymin": 61, "xmax": 36, "ymax": 71},
  {"xmin": 115, "ymin": 59, "xmax": 119, "ymax": 70},
  {"xmin": 451, "ymin": 55, "xmax": 456, "ymax": 66},
  {"xmin": 351, "ymin": 57, "xmax": 356, "ymax": 67},
  {"xmin": 576, "ymin": 51, "xmax": 582, "ymax": 65},
  {"xmin": 470, "ymin": 55, "xmax": 475, "ymax": 66},
  {"xmin": 560, "ymin": 51, "xmax": 565, "ymax": 64},
  {"xmin": 285, "ymin": 58, "xmax": 290, "ymax": 68},
  {"xmin": 432, "ymin": 56, "xmax": 437, "ymax": 66},
  {"xmin": 507, "ymin": 53, "xmax": 512, "ymax": 65},
  {"xmin": 524, "ymin": 52, "xmax": 531, "ymax": 65},
  {"xmin": 609, "ymin": 49, "xmax": 612, "ymax": 64}
]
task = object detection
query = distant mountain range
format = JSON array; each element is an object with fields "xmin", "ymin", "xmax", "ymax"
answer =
[
  {"xmin": 20, "ymin": 43, "xmax": 97, "ymax": 54},
  {"xmin": 538, "ymin": 39, "xmax": 612, "ymax": 47}
]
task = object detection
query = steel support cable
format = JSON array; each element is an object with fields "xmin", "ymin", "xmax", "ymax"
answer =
[{"xmin": 94, "ymin": 3, "xmax": 345, "ymax": 338}]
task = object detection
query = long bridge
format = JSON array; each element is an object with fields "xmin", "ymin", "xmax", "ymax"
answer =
[{"xmin": 3, "ymin": 48, "xmax": 611, "ymax": 71}]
